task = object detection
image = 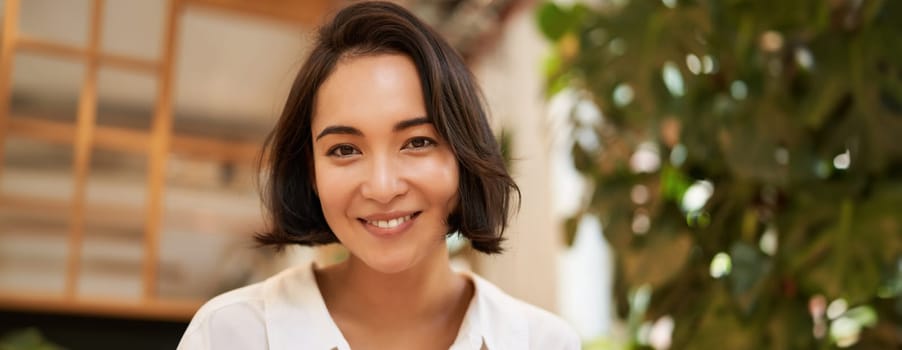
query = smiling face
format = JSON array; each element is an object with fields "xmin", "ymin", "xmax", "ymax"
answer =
[{"xmin": 311, "ymin": 53, "xmax": 459, "ymax": 274}]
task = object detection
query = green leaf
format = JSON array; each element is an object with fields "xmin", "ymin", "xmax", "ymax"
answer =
[
  {"xmin": 536, "ymin": 2, "xmax": 570, "ymax": 41},
  {"xmin": 0, "ymin": 328, "xmax": 63, "ymax": 350},
  {"xmin": 729, "ymin": 242, "xmax": 772, "ymax": 314},
  {"xmin": 563, "ymin": 214, "xmax": 580, "ymax": 247},
  {"xmin": 844, "ymin": 305, "xmax": 878, "ymax": 327},
  {"xmin": 660, "ymin": 166, "xmax": 691, "ymax": 203},
  {"xmin": 803, "ymin": 78, "xmax": 845, "ymax": 128},
  {"xmin": 684, "ymin": 288, "xmax": 759, "ymax": 349},
  {"xmin": 546, "ymin": 0, "xmax": 902, "ymax": 347},
  {"xmin": 542, "ymin": 50, "xmax": 563, "ymax": 81},
  {"xmin": 861, "ymin": 0, "xmax": 887, "ymax": 25},
  {"xmin": 622, "ymin": 233, "xmax": 693, "ymax": 288}
]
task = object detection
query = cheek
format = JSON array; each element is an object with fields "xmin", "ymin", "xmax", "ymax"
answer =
[
  {"xmin": 409, "ymin": 154, "xmax": 459, "ymax": 208},
  {"xmin": 314, "ymin": 163, "xmax": 356, "ymax": 216}
]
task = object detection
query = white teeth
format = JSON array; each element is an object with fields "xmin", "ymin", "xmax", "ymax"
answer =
[{"xmin": 369, "ymin": 215, "xmax": 412, "ymax": 229}]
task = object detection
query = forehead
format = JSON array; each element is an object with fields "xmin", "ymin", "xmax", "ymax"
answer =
[{"xmin": 312, "ymin": 53, "xmax": 427, "ymax": 132}]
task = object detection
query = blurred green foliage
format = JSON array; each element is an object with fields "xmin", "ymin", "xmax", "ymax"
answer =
[
  {"xmin": 0, "ymin": 328, "xmax": 62, "ymax": 350},
  {"xmin": 538, "ymin": 0, "xmax": 902, "ymax": 348}
]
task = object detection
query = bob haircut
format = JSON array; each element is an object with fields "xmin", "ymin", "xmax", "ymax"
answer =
[{"xmin": 255, "ymin": 1, "xmax": 519, "ymax": 254}]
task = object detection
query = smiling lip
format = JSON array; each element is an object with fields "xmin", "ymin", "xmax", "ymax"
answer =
[{"xmin": 358, "ymin": 211, "xmax": 421, "ymax": 237}]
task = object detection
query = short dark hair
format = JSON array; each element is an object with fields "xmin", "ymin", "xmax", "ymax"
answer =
[{"xmin": 255, "ymin": 1, "xmax": 518, "ymax": 254}]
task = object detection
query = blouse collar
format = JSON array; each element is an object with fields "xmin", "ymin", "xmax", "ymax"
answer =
[
  {"xmin": 262, "ymin": 264, "xmax": 349, "ymax": 349},
  {"xmin": 261, "ymin": 264, "xmax": 526, "ymax": 350}
]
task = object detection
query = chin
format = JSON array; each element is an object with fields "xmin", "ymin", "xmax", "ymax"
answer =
[{"xmin": 360, "ymin": 252, "xmax": 420, "ymax": 275}]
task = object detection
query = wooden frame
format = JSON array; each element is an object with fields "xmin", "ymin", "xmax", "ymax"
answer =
[
  {"xmin": 65, "ymin": 0, "xmax": 104, "ymax": 299},
  {"xmin": 0, "ymin": 0, "xmax": 331, "ymax": 321},
  {"xmin": 0, "ymin": 0, "xmax": 21, "ymax": 179},
  {"xmin": 0, "ymin": 291, "xmax": 201, "ymax": 322},
  {"xmin": 142, "ymin": 0, "xmax": 181, "ymax": 301},
  {"xmin": 184, "ymin": 0, "xmax": 332, "ymax": 27},
  {"xmin": 7, "ymin": 116, "xmax": 260, "ymax": 163},
  {"xmin": 18, "ymin": 36, "xmax": 159, "ymax": 73}
]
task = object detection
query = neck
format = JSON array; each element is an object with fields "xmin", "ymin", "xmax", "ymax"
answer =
[{"xmin": 317, "ymin": 242, "xmax": 466, "ymax": 324}]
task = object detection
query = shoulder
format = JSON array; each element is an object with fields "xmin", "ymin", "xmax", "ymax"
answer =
[
  {"xmin": 508, "ymin": 296, "xmax": 582, "ymax": 349},
  {"xmin": 194, "ymin": 279, "xmax": 267, "ymax": 315},
  {"xmin": 177, "ymin": 265, "xmax": 335, "ymax": 350},
  {"xmin": 178, "ymin": 281, "xmax": 269, "ymax": 350},
  {"xmin": 178, "ymin": 265, "xmax": 315, "ymax": 350},
  {"xmin": 468, "ymin": 274, "xmax": 581, "ymax": 350}
]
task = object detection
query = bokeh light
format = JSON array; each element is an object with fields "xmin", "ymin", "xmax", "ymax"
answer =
[
  {"xmin": 661, "ymin": 61, "xmax": 685, "ymax": 97},
  {"xmin": 709, "ymin": 252, "xmax": 732, "ymax": 278},
  {"xmin": 613, "ymin": 83, "xmax": 634, "ymax": 107}
]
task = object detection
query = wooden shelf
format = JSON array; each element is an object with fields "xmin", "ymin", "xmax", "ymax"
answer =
[
  {"xmin": 0, "ymin": 0, "xmax": 317, "ymax": 323},
  {"xmin": 17, "ymin": 36, "xmax": 160, "ymax": 74},
  {"xmin": 7, "ymin": 115, "xmax": 261, "ymax": 163},
  {"xmin": 184, "ymin": 0, "xmax": 332, "ymax": 27},
  {"xmin": 0, "ymin": 192, "xmax": 261, "ymax": 236},
  {"xmin": 0, "ymin": 292, "xmax": 202, "ymax": 322}
]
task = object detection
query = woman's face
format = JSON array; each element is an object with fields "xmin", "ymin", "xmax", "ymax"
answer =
[{"xmin": 311, "ymin": 53, "xmax": 459, "ymax": 273}]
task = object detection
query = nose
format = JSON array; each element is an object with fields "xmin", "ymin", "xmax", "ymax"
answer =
[{"xmin": 360, "ymin": 154, "xmax": 409, "ymax": 204}]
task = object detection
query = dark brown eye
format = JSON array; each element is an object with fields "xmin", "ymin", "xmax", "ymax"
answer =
[
  {"xmin": 404, "ymin": 137, "xmax": 435, "ymax": 150},
  {"xmin": 329, "ymin": 144, "xmax": 360, "ymax": 157}
]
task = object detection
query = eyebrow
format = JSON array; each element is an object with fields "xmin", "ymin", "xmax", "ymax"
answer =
[
  {"xmin": 315, "ymin": 116, "xmax": 432, "ymax": 141},
  {"xmin": 393, "ymin": 116, "xmax": 431, "ymax": 132},
  {"xmin": 315, "ymin": 125, "xmax": 361, "ymax": 141}
]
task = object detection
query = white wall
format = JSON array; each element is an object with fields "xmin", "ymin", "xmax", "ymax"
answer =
[{"xmin": 471, "ymin": 6, "xmax": 563, "ymax": 314}]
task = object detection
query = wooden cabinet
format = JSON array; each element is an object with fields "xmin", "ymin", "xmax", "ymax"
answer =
[{"xmin": 0, "ymin": 0, "xmax": 331, "ymax": 322}]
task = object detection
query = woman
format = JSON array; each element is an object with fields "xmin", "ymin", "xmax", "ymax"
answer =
[{"xmin": 178, "ymin": 2, "xmax": 579, "ymax": 349}]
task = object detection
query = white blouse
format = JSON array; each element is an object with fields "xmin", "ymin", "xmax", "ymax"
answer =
[{"xmin": 177, "ymin": 264, "xmax": 580, "ymax": 350}]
